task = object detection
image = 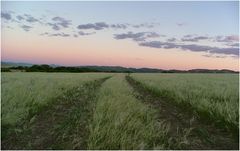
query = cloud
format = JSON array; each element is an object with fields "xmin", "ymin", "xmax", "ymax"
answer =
[
  {"xmin": 180, "ymin": 44, "xmax": 212, "ymax": 52},
  {"xmin": 114, "ymin": 32, "xmax": 145, "ymax": 41},
  {"xmin": 202, "ymin": 54, "xmax": 227, "ymax": 58},
  {"xmin": 73, "ymin": 34, "xmax": 78, "ymax": 38},
  {"xmin": 132, "ymin": 23, "xmax": 159, "ymax": 28},
  {"xmin": 1, "ymin": 12, "xmax": 12, "ymax": 20},
  {"xmin": 167, "ymin": 38, "xmax": 177, "ymax": 42},
  {"xmin": 111, "ymin": 24, "xmax": 127, "ymax": 29},
  {"xmin": 227, "ymin": 43, "xmax": 239, "ymax": 47},
  {"xmin": 47, "ymin": 16, "xmax": 71, "ymax": 31},
  {"xmin": 77, "ymin": 22, "xmax": 160, "ymax": 30},
  {"xmin": 40, "ymin": 32, "xmax": 70, "ymax": 37},
  {"xmin": 138, "ymin": 40, "xmax": 239, "ymax": 56},
  {"xmin": 210, "ymin": 47, "xmax": 239, "ymax": 56},
  {"xmin": 77, "ymin": 22, "xmax": 109, "ymax": 30},
  {"xmin": 52, "ymin": 16, "xmax": 71, "ymax": 28},
  {"xmin": 216, "ymin": 35, "xmax": 239, "ymax": 42},
  {"xmin": 139, "ymin": 41, "xmax": 179, "ymax": 49},
  {"xmin": 181, "ymin": 36, "xmax": 209, "ymax": 42},
  {"xmin": 40, "ymin": 32, "xmax": 49, "ymax": 36},
  {"xmin": 132, "ymin": 23, "xmax": 154, "ymax": 28},
  {"xmin": 23, "ymin": 14, "xmax": 39, "ymax": 23},
  {"xmin": 16, "ymin": 15, "xmax": 24, "ymax": 21},
  {"xmin": 183, "ymin": 34, "xmax": 194, "ymax": 38},
  {"xmin": 78, "ymin": 31, "xmax": 96, "ymax": 36},
  {"xmin": 51, "ymin": 33, "xmax": 70, "ymax": 37},
  {"xmin": 47, "ymin": 23, "xmax": 60, "ymax": 30},
  {"xmin": 21, "ymin": 25, "xmax": 33, "ymax": 32},
  {"xmin": 114, "ymin": 32, "xmax": 160, "ymax": 42}
]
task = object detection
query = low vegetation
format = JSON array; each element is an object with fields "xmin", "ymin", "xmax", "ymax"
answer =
[
  {"xmin": 2, "ymin": 76, "xmax": 110, "ymax": 149},
  {"xmin": 1, "ymin": 72, "xmax": 239, "ymax": 149},
  {"xmin": 88, "ymin": 74, "xmax": 171, "ymax": 149},
  {"xmin": 129, "ymin": 73, "xmax": 239, "ymax": 135},
  {"xmin": 1, "ymin": 72, "xmax": 111, "ymax": 140}
]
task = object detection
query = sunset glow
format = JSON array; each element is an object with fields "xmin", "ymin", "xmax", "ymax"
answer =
[{"xmin": 1, "ymin": 1, "xmax": 239, "ymax": 70}]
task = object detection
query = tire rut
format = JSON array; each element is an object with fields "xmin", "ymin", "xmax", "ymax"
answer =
[
  {"xmin": 2, "ymin": 77, "xmax": 111, "ymax": 150},
  {"xmin": 126, "ymin": 75, "xmax": 239, "ymax": 150}
]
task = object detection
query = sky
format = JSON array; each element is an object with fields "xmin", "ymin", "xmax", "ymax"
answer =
[{"xmin": 1, "ymin": 1, "xmax": 239, "ymax": 70}]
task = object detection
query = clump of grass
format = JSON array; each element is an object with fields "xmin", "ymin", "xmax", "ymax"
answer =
[{"xmin": 87, "ymin": 74, "xmax": 171, "ymax": 149}]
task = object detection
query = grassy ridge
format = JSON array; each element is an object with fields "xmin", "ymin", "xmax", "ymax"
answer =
[
  {"xmin": 130, "ymin": 73, "xmax": 239, "ymax": 135},
  {"xmin": 88, "ymin": 74, "xmax": 171, "ymax": 149}
]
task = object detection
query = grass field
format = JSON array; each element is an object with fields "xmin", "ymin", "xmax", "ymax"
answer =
[
  {"xmin": 1, "ymin": 72, "xmax": 111, "ymax": 140},
  {"xmin": 129, "ymin": 73, "xmax": 239, "ymax": 133},
  {"xmin": 1, "ymin": 72, "xmax": 239, "ymax": 149}
]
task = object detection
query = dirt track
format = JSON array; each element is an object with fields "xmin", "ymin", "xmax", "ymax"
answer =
[{"xmin": 126, "ymin": 75, "xmax": 239, "ymax": 150}]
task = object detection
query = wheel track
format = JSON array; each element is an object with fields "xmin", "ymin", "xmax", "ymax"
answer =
[
  {"xmin": 126, "ymin": 75, "xmax": 238, "ymax": 150},
  {"xmin": 2, "ymin": 76, "xmax": 111, "ymax": 150}
]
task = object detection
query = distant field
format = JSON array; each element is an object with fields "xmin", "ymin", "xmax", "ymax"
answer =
[{"xmin": 1, "ymin": 72, "xmax": 239, "ymax": 149}]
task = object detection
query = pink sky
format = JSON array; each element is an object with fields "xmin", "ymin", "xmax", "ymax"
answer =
[
  {"xmin": 2, "ymin": 29, "xmax": 239, "ymax": 71},
  {"xmin": 1, "ymin": 1, "xmax": 239, "ymax": 71}
]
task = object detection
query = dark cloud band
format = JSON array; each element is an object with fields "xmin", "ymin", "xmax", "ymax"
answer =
[{"xmin": 139, "ymin": 41, "xmax": 239, "ymax": 56}]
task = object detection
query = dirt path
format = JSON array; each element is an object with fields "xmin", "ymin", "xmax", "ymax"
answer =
[
  {"xmin": 2, "ymin": 77, "xmax": 110, "ymax": 150},
  {"xmin": 126, "ymin": 76, "xmax": 239, "ymax": 150}
]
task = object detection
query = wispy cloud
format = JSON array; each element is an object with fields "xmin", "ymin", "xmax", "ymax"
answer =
[
  {"xmin": 111, "ymin": 24, "xmax": 127, "ymax": 29},
  {"xmin": 132, "ymin": 22, "xmax": 160, "ymax": 28},
  {"xmin": 52, "ymin": 16, "xmax": 71, "ymax": 28},
  {"xmin": 167, "ymin": 38, "xmax": 177, "ymax": 42},
  {"xmin": 215, "ymin": 35, "xmax": 239, "ymax": 42},
  {"xmin": 227, "ymin": 43, "xmax": 239, "ymax": 47},
  {"xmin": 21, "ymin": 25, "xmax": 32, "ymax": 32},
  {"xmin": 24, "ymin": 14, "xmax": 39, "ymax": 23},
  {"xmin": 77, "ymin": 22, "xmax": 109, "ymax": 30},
  {"xmin": 47, "ymin": 16, "xmax": 72, "ymax": 31},
  {"xmin": 40, "ymin": 32, "xmax": 70, "ymax": 37},
  {"xmin": 16, "ymin": 15, "xmax": 24, "ymax": 21},
  {"xmin": 1, "ymin": 12, "xmax": 12, "ymax": 20},
  {"xmin": 114, "ymin": 32, "xmax": 160, "ymax": 42},
  {"xmin": 181, "ymin": 36, "xmax": 209, "ymax": 42},
  {"xmin": 139, "ymin": 41, "xmax": 239, "ymax": 56},
  {"xmin": 76, "ymin": 22, "xmax": 159, "ymax": 31},
  {"xmin": 2, "ymin": 10, "xmax": 239, "ymax": 59},
  {"xmin": 202, "ymin": 54, "xmax": 227, "ymax": 58},
  {"xmin": 78, "ymin": 31, "xmax": 96, "ymax": 36}
]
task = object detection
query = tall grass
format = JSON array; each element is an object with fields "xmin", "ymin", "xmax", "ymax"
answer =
[
  {"xmin": 1, "ymin": 72, "xmax": 111, "ymax": 127},
  {"xmin": 130, "ymin": 73, "xmax": 239, "ymax": 133},
  {"xmin": 88, "ymin": 74, "xmax": 170, "ymax": 149}
]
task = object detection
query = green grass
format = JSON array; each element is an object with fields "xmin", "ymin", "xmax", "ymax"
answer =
[
  {"xmin": 1, "ymin": 72, "xmax": 111, "ymax": 127},
  {"xmin": 2, "ymin": 77, "xmax": 110, "ymax": 149},
  {"xmin": 87, "ymin": 74, "xmax": 171, "ymax": 149},
  {"xmin": 1, "ymin": 72, "xmax": 238, "ymax": 149},
  {"xmin": 130, "ymin": 73, "xmax": 239, "ymax": 133}
]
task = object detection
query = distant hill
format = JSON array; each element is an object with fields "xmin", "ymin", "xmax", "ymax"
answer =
[
  {"xmin": 1, "ymin": 62, "xmax": 58, "ymax": 68},
  {"xmin": 79, "ymin": 66, "xmax": 164, "ymax": 73},
  {"xmin": 1, "ymin": 61, "xmax": 33, "ymax": 67},
  {"xmin": 1, "ymin": 62, "xmax": 238, "ymax": 73},
  {"xmin": 188, "ymin": 69, "xmax": 238, "ymax": 73}
]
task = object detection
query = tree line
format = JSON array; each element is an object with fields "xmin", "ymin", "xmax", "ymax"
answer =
[{"xmin": 1, "ymin": 64, "xmax": 238, "ymax": 73}]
